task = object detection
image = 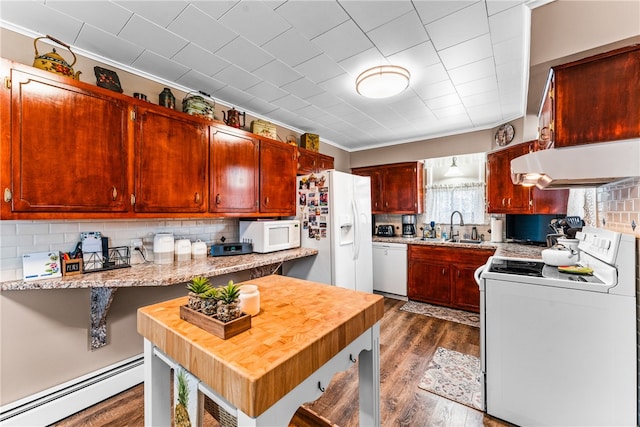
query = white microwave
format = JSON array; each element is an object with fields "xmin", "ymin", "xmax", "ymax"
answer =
[{"xmin": 239, "ymin": 220, "xmax": 301, "ymax": 253}]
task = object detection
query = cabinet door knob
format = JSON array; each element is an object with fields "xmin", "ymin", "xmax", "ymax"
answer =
[
  {"xmin": 3, "ymin": 188, "xmax": 12, "ymax": 203},
  {"xmin": 194, "ymin": 192, "xmax": 200, "ymax": 204},
  {"xmin": 215, "ymin": 194, "xmax": 221, "ymax": 205},
  {"xmin": 111, "ymin": 186, "xmax": 118, "ymax": 201},
  {"xmin": 264, "ymin": 196, "xmax": 270, "ymax": 206},
  {"xmin": 442, "ymin": 268, "xmax": 446, "ymax": 275},
  {"xmin": 502, "ymin": 198, "xmax": 506, "ymax": 206}
]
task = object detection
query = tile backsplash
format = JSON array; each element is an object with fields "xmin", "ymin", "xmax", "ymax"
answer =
[{"xmin": 0, "ymin": 218, "xmax": 238, "ymax": 282}]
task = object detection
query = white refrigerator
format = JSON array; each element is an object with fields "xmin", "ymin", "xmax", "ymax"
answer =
[{"xmin": 283, "ymin": 170, "xmax": 373, "ymax": 293}]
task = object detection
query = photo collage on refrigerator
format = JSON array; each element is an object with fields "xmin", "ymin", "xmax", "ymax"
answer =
[{"xmin": 298, "ymin": 173, "xmax": 329, "ymax": 240}]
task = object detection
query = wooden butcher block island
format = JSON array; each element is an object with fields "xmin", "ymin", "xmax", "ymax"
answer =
[{"xmin": 137, "ymin": 274, "xmax": 384, "ymax": 426}]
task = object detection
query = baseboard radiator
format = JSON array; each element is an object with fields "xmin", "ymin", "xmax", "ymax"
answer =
[{"xmin": 0, "ymin": 354, "xmax": 144, "ymax": 426}]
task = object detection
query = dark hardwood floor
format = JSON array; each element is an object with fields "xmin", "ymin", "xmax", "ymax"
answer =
[{"xmin": 51, "ymin": 298, "xmax": 513, "ymax": 427}]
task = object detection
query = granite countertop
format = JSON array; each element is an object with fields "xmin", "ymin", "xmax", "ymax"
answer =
[
  {"xmin": 372, "ymin": 236, "xmax": 546, "ymax": 259},
  {"xmin": 1, "ymin": 247, "xmax": 318, "ymax": 291}
]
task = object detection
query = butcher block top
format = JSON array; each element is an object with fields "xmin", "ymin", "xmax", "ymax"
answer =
[{"xmin": 137, "ymin": 274, "xmax": 384, "ymax": 418}]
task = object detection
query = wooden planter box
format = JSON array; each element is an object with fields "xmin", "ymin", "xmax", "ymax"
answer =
[{"xmin": 179, "ymin": 305, "xmax": 251, "ymax": 339}]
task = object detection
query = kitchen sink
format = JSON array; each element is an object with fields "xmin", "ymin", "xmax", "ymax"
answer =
[
  {"xmin": 420, "ymin": 237, "xmax": 445, "ymax": 242},
  {"xmin": 453, "ymin": 239, "xmax": 483, "ymax": 244}
]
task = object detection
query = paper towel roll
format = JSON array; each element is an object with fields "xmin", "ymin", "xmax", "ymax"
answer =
[{"xmin": 491, "ymin": 218, "xmax": 503, "ymax": 242}]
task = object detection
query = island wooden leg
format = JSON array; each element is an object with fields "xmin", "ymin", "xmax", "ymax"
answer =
[
  {"xmin": 358, "ymin": 323, "xmax": 381, "ymax": 426},
  {"xmin": 144, "ymin": 339, "xmax": 171, "ymax": 426}
]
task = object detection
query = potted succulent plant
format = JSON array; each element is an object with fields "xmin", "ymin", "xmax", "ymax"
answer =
[
  {"xmin": 216, "ymin": 281, "xmax": 241, "ymax": 322},
  {"xmin": 186, "ymin": 276, "xmax": 211, "ymax": 312}
]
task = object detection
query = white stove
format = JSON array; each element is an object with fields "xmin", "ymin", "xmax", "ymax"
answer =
[{"xmin": 476, "ymin": 226, "xmax": 637, "ymax": 426}]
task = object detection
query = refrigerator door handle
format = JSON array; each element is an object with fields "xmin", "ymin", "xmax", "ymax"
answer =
[{"xmin": 352, "ymin": 199, "xmax": 360, "ymax": 260}]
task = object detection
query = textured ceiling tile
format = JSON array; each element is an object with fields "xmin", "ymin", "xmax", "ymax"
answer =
[
  {"xmin": 176, "ymin": 69, "xmax": 226, "ymax": 96},
  {"xmin": 449, "ymin": 57, "xmax": 496, "ymax": 86},
  {"xmin": 76, "ymin": 24, "xmax": 144, "ymax": 66},
  {"xmin": 252, "ymin": 59, "xmax": 303, "ymax": 87},
  {"xmin": 192, "ymin": 0, "xmax": 239, "ymax": 20},
  {"xmin": 243, "ymin": 80, "xmax": 288, "ymax": 102},
  {"xmin": 366, "ymin": 11, "xmax": 429, "ymax": 56},
  {"xmin": 219, "ymin": 1, "xmax": 290, "ymax": 46},
  {"xmin": 281, "ymin": 77, "xmax": 325, "ymax": 99},
  {"xmin": 426, "ymin": 2, "xmax": 489, "ymax": 50},
  {"xmin": 294, "ymin": 54, "xmax": 346, "ymax": 84},
  {"xmin": 131, "ymin": 50, "xmax": 190, "ymax": 81},
  {"xmin": 167, "ymin": 4, "xmax": 237, "ymax": 53},
  {"xmin": 120, "ymin": 14, "xmax": 188, "ymax": 58},
  {"xmin": 271, "ymin": 94, "xmax": 310, "ymax": 111},
  {"xmin": 387, "ymin": 41, "xmax": 439, "ymax": 71},
  {"xmin": 275, "ymin": 1, "xmax": 349, "ymax": 39},
  {"xmin": 212, "ymin": 84, "xmax": 255, "ymax": 105},
  {"xmin": 115, "ymin": 1, "xmax": 188, "ymax": 27},
  {"xmin": 337, "ymin": 47, "xmax": 387, "ymax": 77},
  {"xmin": 339, "ymin": 0, "xmax": 414, "ymax": 32},
  {"xmin": 261, "ymin": 28, "xmax": 323, "ymax": 67},
  {"xmin": 311, "ymin": 20, "xmax": 373, "ymax": 63},
  {"xmin": 1, "ymin": 1, "xmax": 84, "ymax": 43},
  {"xmin": 46, "ymin": 1, "xmax": 132, "ymax": 35},
  {"xmin": 172, "ymin": 43, "xmax": 230, "ymax": 76},
  {"xmin": 489, "ymin": 3, "xmax": 525, "ymax": 44},
  {"xmin": 413, "ymin": 0, "xmax": 477, "ymax": 25},
  {"xmin": 439, "ymin": 33, "xmax": 492, "ymax": 70},
  {"xmin": 214, "ymin": 64, "xmax": 261, "ymax": 90},
  {"xmin": 214, "ymin": 36, "xmax": 274, "ymax": 72}
]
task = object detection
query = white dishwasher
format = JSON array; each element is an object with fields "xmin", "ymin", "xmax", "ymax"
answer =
[{"xmin": 372, "ymin": 242, "xmax": 407, "ymax": 298}]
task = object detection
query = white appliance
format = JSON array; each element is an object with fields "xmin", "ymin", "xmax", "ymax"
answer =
[
  {"xmin": 283, "ymin": 170, "xmax": 373, "ymax": 293},
  {"xmin": 239, "ymin": 219, "xmax": 300, "ymax": 253},
  {"xmin": 372, "ymin": 242, "xmax": 407, "ymax": 298},
  {"xmin": 510, "ymin": 138, "xmax": 640, "ymax": 189},
  {"xmin": 475, "ymin": 226, "xmax": 636, "ymax": 426}
]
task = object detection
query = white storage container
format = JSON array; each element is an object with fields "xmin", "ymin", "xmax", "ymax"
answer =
[{"xmin": 153, "ymin": 233, "xmax": 174, "ymax": 264}]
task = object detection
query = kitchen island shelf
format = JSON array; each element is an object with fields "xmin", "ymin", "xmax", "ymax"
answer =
[{"xmin": 2, "ymin": 248, "xmax": 317, "ymax": 350}]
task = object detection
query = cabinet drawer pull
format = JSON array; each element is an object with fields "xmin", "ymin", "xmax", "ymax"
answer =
[
  {"xmin": 442, "ymin": 268, "xmax": 446, "ymax": 275},
  {"xmin": 4, "ymin": 188, "xmax": 11, "ymax": 202},
  {"xmin": 507, "ymin": 198, "xmax": 511, "ymax": 206},
  {"xmin": 194, "ymin": 192, "xmax": 200, "ymax": 204},
  {"xmin": 215, "ymin": 194, "xmax": 221, "ymax": 205},
  {"xmin": 131, "ymin": 194, "xmax": 136, "ymax": 205},
  {"xmin": 502, "ymin": 197, "xmax": 506, "ymax": 206},
  {"xmin": 264, "ymin": 196, "xmax": 269, "ymax": 206},
  {"xmin": 111, "ymin": 186, "xmax": 118, "ymax": 201}
]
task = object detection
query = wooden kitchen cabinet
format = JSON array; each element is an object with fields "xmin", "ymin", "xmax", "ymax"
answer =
[
  {"xmin": 408, "ymin": 244, "xmax": 494, "ymax": 312},
  {"xmin": 297, "ymin": 147, "xmax": 334, "ymax": 174},
  {"xmin": 133, "ymin": 106, "xmax": 208, "ymax": 213},
  {"xmin": 1, "ymin": 60, "xmax": 130, "ymax": 217},
  {"xmin": 352, "ymin": 161, "xmax": 424, "ymax": 214},
  {"xmin": 486, "ymin": 142, "xmax": 568, "ymax": 214},
  {"xmin": 210, "ymin": 127, "xmax": 259, "ymax": 214},
  {"xmin": 539, "ymin": 45, "xmax": 640, "ymax": 149},
  {"xmin": 258, "ymin": 137, "xmax": 296, "ymax": 215}
]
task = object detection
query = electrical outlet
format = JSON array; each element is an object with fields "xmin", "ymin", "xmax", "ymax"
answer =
[{"xmin": 131, "ymin": 238, "xmax": 143, "ymax": 249}]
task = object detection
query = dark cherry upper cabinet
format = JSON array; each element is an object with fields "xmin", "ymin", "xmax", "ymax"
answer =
[
  {"xmin": 133, "ymin": 106, "xmax": 208, "ymax": 213},
  {"xmin": 486, "ymin": 144, "xmax": 531, "ymax": 213},
  {"xmin": 352, "ymin": 161, "xmax": 424, "ymax": 214},
  {"xmin": 297, "ymin": 147, "xmax": 334, "ymax": 174},
  {"xmin": 210, "ymin": 128, "xmax": 259, "ymax": 214},
  {"xmin": 541, "ymin": 45, "xmax": 640, "ymax": 149},
  {"xmin": 487, "ymin": 142, "xmax": 568, "ymax": 214},
  {"xmin": 259, "ymin": 138, "xmax": 296, "ymax": 215},
  {"xmin": 2, "ymin": 60, "xmax": 129, "ymax": 216}
]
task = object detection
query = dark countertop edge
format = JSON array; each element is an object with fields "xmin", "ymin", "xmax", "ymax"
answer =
[
  {"xmin": 372, "ymin": 236, "xmax": 546, "ymax": 259},
  {"xmin": 1, "ymin": 247, "xmax": 318, "ymax": 291}
]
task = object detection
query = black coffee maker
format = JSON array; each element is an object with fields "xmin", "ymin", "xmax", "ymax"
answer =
[{"xmin": 402, "ymin": 214, "xmax": 416, "ymax": 238}]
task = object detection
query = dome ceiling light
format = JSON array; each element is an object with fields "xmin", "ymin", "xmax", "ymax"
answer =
[{"xmin": 355, "ymin": 65, "xmax": 410, "ymax": 99}]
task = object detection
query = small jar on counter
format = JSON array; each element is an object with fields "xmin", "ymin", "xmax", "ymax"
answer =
[{"xmin": 238, "ymin": 284, "xmax": 260, "ymax": 316}]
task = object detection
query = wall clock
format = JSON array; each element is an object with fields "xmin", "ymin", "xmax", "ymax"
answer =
[{"xmin": 495, "ymin": 123, "xmax": 515, "ymax": 146}]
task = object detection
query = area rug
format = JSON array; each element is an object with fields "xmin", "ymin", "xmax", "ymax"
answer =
[
  {"xmin": 418, "ymin": 347, "xmax": 482, "ymax": 410},
  {"xmin": 399, "ymin": 301, "xmax": 480, "ymax": 328}
]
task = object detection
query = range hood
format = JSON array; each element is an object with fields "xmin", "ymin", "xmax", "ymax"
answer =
[{"xmin": 511, "ymin": 139, "xmax": 640, "ymax": 189}]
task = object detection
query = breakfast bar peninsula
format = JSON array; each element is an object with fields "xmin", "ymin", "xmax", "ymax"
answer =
[{"xmin": 137, "ymin": 274, "xmax": 384, "ymax": 426}]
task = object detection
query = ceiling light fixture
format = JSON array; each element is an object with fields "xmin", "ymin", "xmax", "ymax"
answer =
[
  {"xmin": 445, "ymin": 157, "xmax": 463, "ymax": 177},
  {"xmin": 355, "ymin": 65, "xmax": 410, "ymax": 99}
]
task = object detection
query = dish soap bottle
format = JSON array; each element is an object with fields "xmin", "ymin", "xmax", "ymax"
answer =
[{"xmin": 436, "ymin": 225, "xmax": 442, "ymax": 239}]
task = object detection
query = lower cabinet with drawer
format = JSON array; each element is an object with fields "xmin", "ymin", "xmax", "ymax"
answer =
[{"xmin": 407, "ymin": 244, "xmax": 495, "ymax": 313}]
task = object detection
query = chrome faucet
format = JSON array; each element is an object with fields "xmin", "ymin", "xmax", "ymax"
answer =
[{"xmin": 449, "ymin": 210, "xmax": 464, "ymax": 241}]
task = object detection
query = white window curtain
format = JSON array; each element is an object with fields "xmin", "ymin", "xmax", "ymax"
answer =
[
  {"xmin": 423, "ymin": 152, "xmax": 487, "ymax": 225},
  {"xmin": 425, "ymin": 182, "xmax": 487, "ymax": 224}
]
